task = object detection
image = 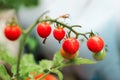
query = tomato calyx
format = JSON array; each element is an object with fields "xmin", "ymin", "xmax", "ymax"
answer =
[{"xmin": 6, "ymin": 17, "xmax": 19, "ymax": 27}]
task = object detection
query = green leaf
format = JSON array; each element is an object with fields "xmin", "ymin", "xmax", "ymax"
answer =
[
  {"xmin": 53, "ymin": 52, "xmax": 64, "ymax": 67},
  {"xmin": 51, "ymin": 69, "xmax": 63, "ymax": 80},
  {"xmin": 71, "ymin": 57, "xmax": 96, "ymax": 65},
  {"xmin": 11, "ymin": 65, "xmax": 16, "ymax": 75},
  {"xmin": 21, "ymin": 54, "xmax": 36, "ymax": 65},
  {"xmin": 20, "ymin": 54, "xmax": 39, "ymax": 79},
  {"xmin": 39, "ymin": 60, "xmax": 53, "ymax": 71},
  {"xmin": 11, "ymin": 54, "xmax": 40, "ymax": 79}
]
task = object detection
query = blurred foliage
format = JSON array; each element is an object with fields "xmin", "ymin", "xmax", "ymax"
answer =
[
  {"xmin": 0, "ymin": 45, "xmax": 16, "ymax": 65},
  {"xmin": 25, "ymin": 35, "xmax": 38, "ymax": 52},
  {"xmin": 12, "ymin": 54, "xmax": 41, "ymax": 79},
  {"xmin": 0, "ymin": 0, "xmax": 40, "ymax": 10}
]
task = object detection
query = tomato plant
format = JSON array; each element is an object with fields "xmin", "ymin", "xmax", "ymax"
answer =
[
  {"xmin": 87, "ymin": 36, "xmax": 104, "ymax": 53},
  {"xmin": 0, "ymin": 13, "xmax": 107, "ymax": 80},
  {"xmin": 4, "ymin": 25, "xmax": 21, "ymax": 41},
  {"xmin": 53, "ymin": 27, "xmax": 65, "ymax": 42}
]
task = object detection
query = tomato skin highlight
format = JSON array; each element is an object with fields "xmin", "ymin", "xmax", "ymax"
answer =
[
  {"xmin": 60, "ymin": 47, "xmax": 77, "ymax": 60},
  {"xmin": 4, "ymin": 26, "xmax": 21, "ymax": 41},
  {"xmin": 53, "ymin": 27, "xmax": 65, "ymax": 41},
  {"xmin": 87, "ymin": 36, "xmax": 104, "ymax": 53},
  {"xmin": 37, "ymin": 22, "xmax": 52, "ymax": 38},
  {"xmin": 62, "ymin": 38, "xmax": 80, "ymax": 54}
]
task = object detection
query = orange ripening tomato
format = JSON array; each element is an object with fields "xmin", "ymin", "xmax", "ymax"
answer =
[
  {"xmin": 60, "ymin": 47, "xmax": 77, "ymax": 60},
  {"xmin": 26, "ymin": 73, "xmax": 57, "ymax": 80}
]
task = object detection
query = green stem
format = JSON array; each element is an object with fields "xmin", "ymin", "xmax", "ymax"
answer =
[
  {"xmin": 38, "ymin": 61, "xmax": 72, "ymax": 80},
  {"xmin": 39, "ymin": 19, "xmax": 91, "ymax": 39},
  {"xmin": 16, "ymin": 34, "xmax": 27, "ymax": 79},
  {"xmin": 40, "ymin": 19, "xmax": 78, "ymax": 35},
  {"xmin": 15, "ymin": 16, "xmax": 39, "ymax": 79}
]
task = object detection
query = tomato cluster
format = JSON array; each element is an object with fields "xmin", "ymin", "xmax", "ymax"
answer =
[
  {"xmin": 36, "ymin": 22, "xmax": 106, "ymax": 60},
  {"xmin": 60, "ymin": 36, "xmax": 105, "ymax": 60},
  {"xmin": 4, "ymin": 19, "xmax": 106, "ymax": 61}
]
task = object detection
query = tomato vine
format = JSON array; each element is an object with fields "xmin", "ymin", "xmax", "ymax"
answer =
[{"xmin": 1, "ymin": 12, "xmax": 107, "ymax": 80}]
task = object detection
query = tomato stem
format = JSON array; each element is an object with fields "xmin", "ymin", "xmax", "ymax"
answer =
[
  {"xmin": 16, "ymin": 34, "xmax": 27, "ymax": 79},
  {"xmin": 43, "ymin": 38, "xmax": 47, "ymax": 44}
]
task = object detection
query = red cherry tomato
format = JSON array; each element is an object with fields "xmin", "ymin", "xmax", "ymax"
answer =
[
  {"xmin": 87, "ymin": 36, "xmax": 104, "ymax": 53},
  {"xmin": 4, "ymin": 25, "xmax": 21, "ymax": 41},
  {"xmin": 53, "ymin": 27, "xmax": 65, "ymax": 42},
  {"xmin": 62, "ymin": 38, "xmax": 80, "ymax": 54},
  {"xmin": 37, "ymin": 22, "xmax": 52, "ymax": 38}
]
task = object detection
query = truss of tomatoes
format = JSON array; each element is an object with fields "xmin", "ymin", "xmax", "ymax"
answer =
[{"xmin": 4, "ymin": 22, "xmax": 106, "ymax": 61}]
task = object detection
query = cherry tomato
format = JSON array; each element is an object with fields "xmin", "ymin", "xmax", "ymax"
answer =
[
  {"xmin": 62, "ymin": 38, "xmax": 80, "ymax": 54},
  {"xmin": 4, "ymin": 25, "xmax": 21, "ymax": 41},
  {"xmin": 37, "ymin": 22, "xmax": 52, "ymax": 38},
  {"xmin": 87, "ymin": 36, "xmax": 104, "ymax": 53},
  {"xmin": 26, "ymin": 73, "xmax": 57, "ymax": 80},
  {"xmin": 34, "ymin": 73, "xmax": 43, "ymax": 80},
  {"xmin": 53, "ymin": 27, "xmax": 65, "ymax": 42},
  {"xmin": 45, "ymin": 74, "xmax": 57, "ymax": 80},
  {"xmin": 60, "ymin": 47, "xmax": 77, "ymax": 60},
  {"xmin": 92, "ymin": 49, "xmax": 106, "ymax": 61}
]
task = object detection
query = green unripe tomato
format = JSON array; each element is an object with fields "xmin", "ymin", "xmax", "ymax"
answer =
[{"xmin": 92, "ymin": 49, "xmax": 106, "ymax": 61}]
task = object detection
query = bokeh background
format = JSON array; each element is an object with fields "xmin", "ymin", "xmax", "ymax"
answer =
[{"xmin": 0, "ymin": 0, "xmax": 120, "ymax": 80}]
